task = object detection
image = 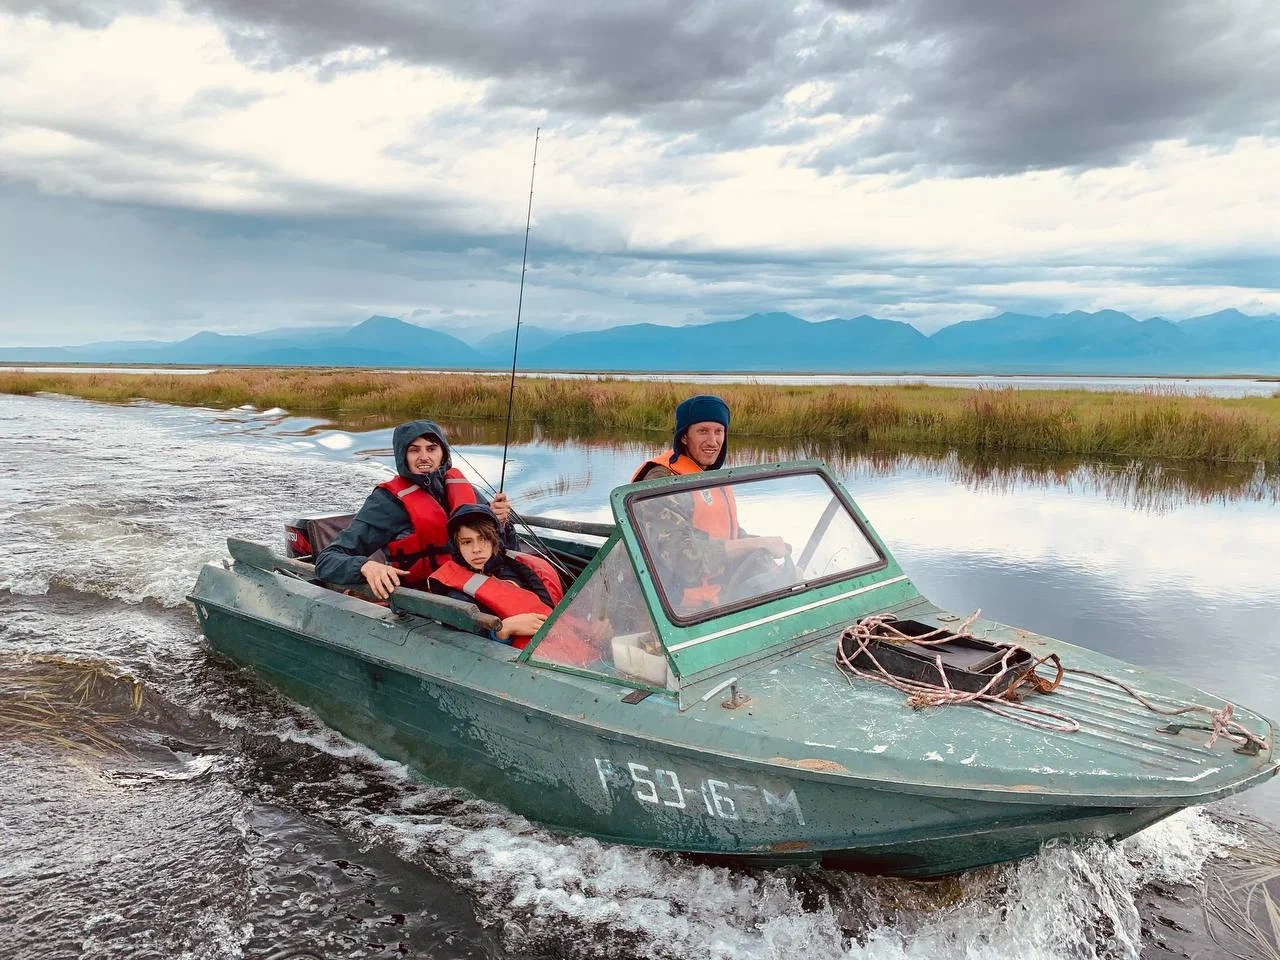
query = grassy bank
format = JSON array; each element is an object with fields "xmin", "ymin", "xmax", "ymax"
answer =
[{"xmin": 2, "ymin": 368, "xmax": 1279, "ymax": 464}]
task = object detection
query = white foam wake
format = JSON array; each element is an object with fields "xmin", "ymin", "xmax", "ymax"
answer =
[
  {"xmin": 342, "ymin": 797, "xmax": 1230, "ymax": 960},
  {"xmin": 0, "ymin": 394, "xmax": 384, "ymax": 606}
]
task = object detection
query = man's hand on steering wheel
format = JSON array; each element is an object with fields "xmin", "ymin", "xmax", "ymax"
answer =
[{"xmin": 756, "ymin": 536, "xmax": 790, "ymax": 559}]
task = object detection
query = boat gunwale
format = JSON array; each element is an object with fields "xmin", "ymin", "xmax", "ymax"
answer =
[{"xmin": 188, "ymin": 566, "xmax": 1280, "ymax": 810}]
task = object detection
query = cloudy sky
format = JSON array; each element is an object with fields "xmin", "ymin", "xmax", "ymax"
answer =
[{"xmin": 2, "ymin": 0, "xmax": 1278, "ymax": 346}]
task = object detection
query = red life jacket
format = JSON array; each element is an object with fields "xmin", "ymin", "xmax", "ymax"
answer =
[
  {"xmin": 434, "ymin": 556, "xmax": 604, "ymax": 666},
  {"xmin": 378, "ymin": 471, "xmax": 477, "ymax": 584},
  {"xmin": 429, "ymin": 552, "xmax": 563, "ymax": 647},
  {"xmin": 632, "ymin": 449, "xmax": 738, "ymax": 611},
  {"xmin": 508, "ymin": 551, "xmax": 565, "ymax": 606},
  {"xmin": 532, "ymin": 611, "xmax": 606, "ymax": 667}
]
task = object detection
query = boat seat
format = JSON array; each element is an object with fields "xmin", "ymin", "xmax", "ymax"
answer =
[{"xmin": 301, "ymin": 511, "xmax": 355, "ymax": 555}]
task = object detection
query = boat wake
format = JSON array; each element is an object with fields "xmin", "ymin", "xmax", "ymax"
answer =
[
  {"xmin": 0, "ymin": 395, "xmax": 385, "ymax": 607},
  {"xmin": 224, "ymin": 688, "xmax": 1239, "ymax": 960},
  {"xmin": 0, "ymin": 620, "xmax": 1246, "ymax": 960}
]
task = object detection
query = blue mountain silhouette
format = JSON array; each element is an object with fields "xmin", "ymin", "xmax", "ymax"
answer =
[{"xmin": 4, "ymin": 310, "xmax": 1279, "ymax": 374}]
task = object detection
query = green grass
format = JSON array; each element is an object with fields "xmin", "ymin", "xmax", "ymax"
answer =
[{"xmin": 3, "ymin": 367, "xmax": 1279, "ymax": 465}]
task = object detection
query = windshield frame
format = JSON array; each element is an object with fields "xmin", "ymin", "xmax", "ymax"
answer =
[{"xmin": 622, "ymin": 462, "xmax": 888, "ymax": 627}]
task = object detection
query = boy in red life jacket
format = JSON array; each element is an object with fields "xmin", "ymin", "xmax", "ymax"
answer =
[
  {"xmin": 631, "ymin": 396, "xmax": 788, "ymax": 612},
  {"xmin": 314, "ymin": 419, "xmax": 516, "ymax": 598},
  {"xmin": 430, "ymin": 505, "xmax": 601, "ymax": 665},
  {"xmin": 429, "ymin": 504, "xmax": 590, "ymax": 653}
]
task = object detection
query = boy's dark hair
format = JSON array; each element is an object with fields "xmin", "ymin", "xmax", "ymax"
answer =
[{"xmin": 452, "ymin": 517, "xmax": 502, "ymax": 551}]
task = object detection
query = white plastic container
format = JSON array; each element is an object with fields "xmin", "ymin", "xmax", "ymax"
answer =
[{"xmin": 610, "ymin": 631, "xmax": 669, "ymax": 686}]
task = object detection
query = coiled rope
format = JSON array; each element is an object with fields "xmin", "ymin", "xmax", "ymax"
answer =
[
  {"xmin": 836, "ymin": 612, "xmax": 1078, "ymax": 733},
  {"xmin": 836, "ymin": 612, "xmax": 1270, "ymax": 752}
]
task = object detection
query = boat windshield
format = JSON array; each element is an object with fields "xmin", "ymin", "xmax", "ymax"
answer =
[
  {"xmin": 629, "ymin": 470, "xmax": 884, "ymax": 624},
  {"xmin": 529, "ymin": 537, "xmax": 675, "ymax": 690}
]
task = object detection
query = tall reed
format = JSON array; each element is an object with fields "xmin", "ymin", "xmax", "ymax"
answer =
[{"xmin": 2, "ymin": 369, "xmax": 1278, "ymax": 464}]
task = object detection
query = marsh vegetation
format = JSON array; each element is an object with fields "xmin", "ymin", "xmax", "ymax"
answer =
[{"xmin": 3, "ymin": 368, "xmax": 1278, "ymax": 465}]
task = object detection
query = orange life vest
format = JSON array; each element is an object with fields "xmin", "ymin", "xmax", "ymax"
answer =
[
  {"xmin": 633, "ymin": 450, "xmax": 738, "ymax": 611},
  {"xmin": 429, "ymin": 552, "xmax": 563, "ymax": 647},
  {"xmin": 632, "ymin": 450, "xmax": 739, "ymax": 540},
  {"xmin": 378, "ymin": 471, "xmax": 477, "ymax": 584}
]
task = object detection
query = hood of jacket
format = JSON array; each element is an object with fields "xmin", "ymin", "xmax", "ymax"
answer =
[
  {"xmin": 392, "ymin": 419, "xmax": 453, "ymax": 479},
  {"xmin": 391, "ymin": 419, "xmax": 455, "ymax": 505}
]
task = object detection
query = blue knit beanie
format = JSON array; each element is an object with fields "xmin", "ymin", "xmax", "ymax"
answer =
[{"xmin": 673, "ymin": 394, "xmax": 730, "ymax": 470}]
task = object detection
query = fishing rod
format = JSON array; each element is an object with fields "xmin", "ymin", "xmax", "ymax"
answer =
[{"xmin": 499, "ymin": 127, "xmax": 540, "ymax": 492}]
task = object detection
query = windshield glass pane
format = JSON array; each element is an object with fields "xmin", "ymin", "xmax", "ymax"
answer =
[
  {"xmin": 529, "ymin": 539, "xmax": 674, "ymax": 689},
  {"xmin": 630, "ymin": 472, "xmax": 882, "ymax": 622}
]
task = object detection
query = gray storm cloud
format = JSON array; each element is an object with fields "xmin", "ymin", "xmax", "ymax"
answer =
[
  {"xmin": 42, "ymin": 0, "xmax": 1270, "ymax": 175},
  {"xmin": 9, "ymin": 0, "xmax": 1278, "ymax": 174},
  {"xmin": 818, "ymin": 0, "xmax": 1280, "ymax": 173}
]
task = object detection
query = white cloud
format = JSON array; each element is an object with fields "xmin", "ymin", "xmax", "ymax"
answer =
[{"xmin": 0, "ymin": 4, "xmax": 1277, "ymax": 343}]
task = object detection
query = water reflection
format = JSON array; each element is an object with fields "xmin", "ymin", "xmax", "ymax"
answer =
[
  {"xmin": 827, "ymin": 449, "xmax": 1280, "ymax": 514},
  {"xmin": 247, "ymin": 407, "xmax": 1280, "ymax": 514}
]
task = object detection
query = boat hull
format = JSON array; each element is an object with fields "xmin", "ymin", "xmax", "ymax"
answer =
[{"xmin": 197, "ymin": 600, "xmax": 1185, "ymax": 877}]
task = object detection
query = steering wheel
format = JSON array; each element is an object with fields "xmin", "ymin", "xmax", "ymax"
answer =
[{"xmin": 721, "ymin": 546, "xmax": 798, "ymax": 602}]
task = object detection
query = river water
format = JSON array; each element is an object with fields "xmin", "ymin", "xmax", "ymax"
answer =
[{"xmin": 1, "ymin": 393, "xmax": 1277, "ymax": 960}]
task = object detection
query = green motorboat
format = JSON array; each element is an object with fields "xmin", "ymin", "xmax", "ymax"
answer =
[{"xmin": 188, "ymin": 460, "xmax": 1277, "ymax": 877}]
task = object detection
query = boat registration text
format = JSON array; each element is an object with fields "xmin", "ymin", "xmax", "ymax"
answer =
[{"xmin": 593, "ymin": 757, "xmax": 805, "ymax": 825}]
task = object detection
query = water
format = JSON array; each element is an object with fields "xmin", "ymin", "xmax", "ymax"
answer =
[
  {"xmin": 0, "ymin": 366, "xmax": 215, "ymax": 375},
  {"xmin": 1, "ymin": 393, "xmax": 1277, "ymax": 960}
]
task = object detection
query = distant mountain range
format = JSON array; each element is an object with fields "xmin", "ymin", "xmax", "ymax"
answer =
[{"xmin": 5, "ymin": 309, "xmax": 1280, "ymax": 374}]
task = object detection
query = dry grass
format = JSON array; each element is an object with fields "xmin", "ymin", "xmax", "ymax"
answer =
[
  {"xmin": 0, "ymin": 655, "xmax": 143, "ymax": 755},
  {"xmin": 3, "ymin": 367, "xmax": 1279, "ymax": 464},
  {"xmin": 1205, "ymin": 817, "xmax": 1280, "ymax": 960}
]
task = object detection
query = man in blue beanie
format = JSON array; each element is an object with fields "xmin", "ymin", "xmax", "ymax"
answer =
[
  {"xmin": 632, "ymin": 394, "xmax": 731, "ymax": 481},
  {"xmin": 630, "ymin": 395, "xmax": 789, "ymax": 614}
]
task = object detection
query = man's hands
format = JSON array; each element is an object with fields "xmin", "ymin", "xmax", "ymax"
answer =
[
  {"xmin": 497, "ymin": 612, "xmax": 547, "ymax": 641},
  {"xmin": 360, "ymin": 559, "xmax": 402, "ymax": 600},
  {"xmin": 756, "ymin": 536, "xmax": 790, "ymax": 559},
  {"xmin": 490, "ymin": 492, "xmax": 512, "ymax": 524}
]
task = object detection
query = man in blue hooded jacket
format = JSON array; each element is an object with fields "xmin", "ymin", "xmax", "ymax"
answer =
[{"xmin": 315, "ymin": 419, "xmax": 514, "ymax": 598}]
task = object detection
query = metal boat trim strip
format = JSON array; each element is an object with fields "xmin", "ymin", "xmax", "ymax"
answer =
[{"xmin": 669, "ymin": 575, "xmax": 909, "ymax": 652}]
